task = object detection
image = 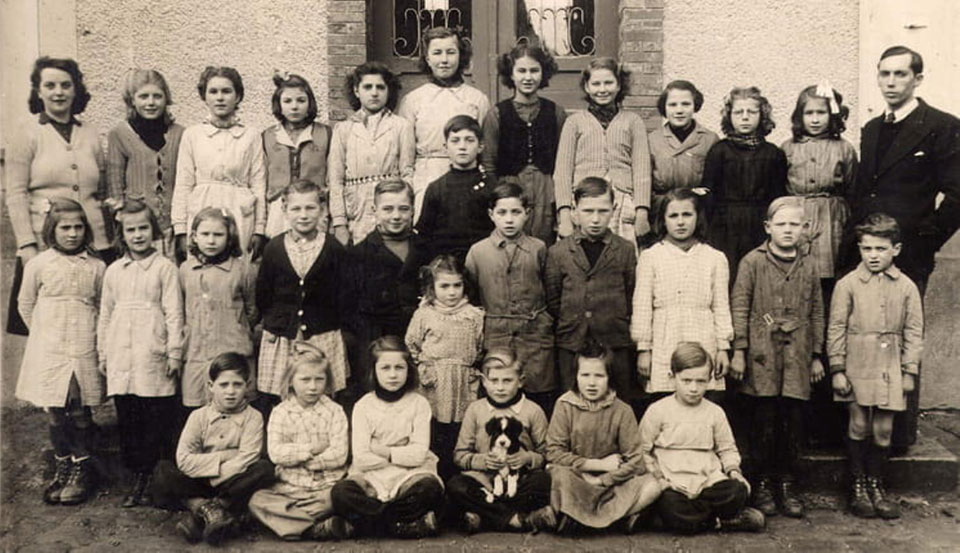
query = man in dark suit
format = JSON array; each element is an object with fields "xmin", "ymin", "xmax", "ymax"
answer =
[
  {"xmin": 842, "ymin": 45, "xmax": 960, "ymax": 448},
  {"xmin": 846, "ymin": 45, "xmax": 960, "ymax": 294}
]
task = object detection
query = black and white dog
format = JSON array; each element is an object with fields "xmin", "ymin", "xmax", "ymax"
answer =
[{"xmin": 483, "ymin": 416, "xmax": 525, "ymax": 503}]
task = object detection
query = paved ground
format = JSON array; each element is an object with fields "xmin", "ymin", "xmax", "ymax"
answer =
[{"xmin": 2, "ymin": 406, "xmax": 959, "ymax": 552}]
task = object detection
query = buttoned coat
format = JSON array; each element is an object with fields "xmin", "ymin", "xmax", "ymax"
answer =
[
  {"xmin": 545, "ymin": 230, "xmax": 637, "ymax": 351},
  {"xmin": 731, "ymin": 244, "xmax": 824, "ymax": 400},
  {"xmin": 845, "ymin": 99, "xmax": 960, "ymax": 282}
]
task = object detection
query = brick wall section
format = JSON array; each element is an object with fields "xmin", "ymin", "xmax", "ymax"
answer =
[
  {"xmin": 327, "ymin": 0, "xmax": 368, "ymax": 122},
  {"xmin": 619, "ymin": 0, "xmax": 664, "ymax": 129}
]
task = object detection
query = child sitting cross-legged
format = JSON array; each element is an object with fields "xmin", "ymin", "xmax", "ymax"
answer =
[
  {"xmin": 152, "ymin": 352, "xmax": 275, "ymax": 546},
  {"xmin": 546, "ymin": 340, "xmax": 661, "ymax": 534},
  {"xmin": 248, "ymin": 343, "xmax": 352, "ymax": 541},
  {"xmin": 639, "ymin": 342, "xmax": 764, "ymax": 534},
  {"xmin": 446, "ymin": 348, "xmax": 557, "ymax": 534}
]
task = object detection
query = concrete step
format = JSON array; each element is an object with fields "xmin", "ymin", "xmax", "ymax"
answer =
[{"xmin": 797, "ymin": 430, "xmax": 957, "ymax": 492}]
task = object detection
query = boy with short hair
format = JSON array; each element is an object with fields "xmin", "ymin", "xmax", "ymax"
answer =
[
  {"xmin": 416, "ymin": 115, "xmax": 494, "ymax": 263},
  {"xmin": 152, "ymin": 353, "xmax": 275, "ymax": 545},
  {"xmin": 446, "ymin": 349, "xmax": 557, "ymax": 534},
  {"xmin": 639, "ymin": 342, "xmax": 764, "ymax": 534},
  {"xmin": 346, "ymin": 179, "xmax": 427, "ymax": 400},
  {"xmin": 545, "ymin": 177, "xmax": 639, "ymax": 412},
  {"xmin": 829, "ymin": 213, "xmax": 923, "ymax": 519}
]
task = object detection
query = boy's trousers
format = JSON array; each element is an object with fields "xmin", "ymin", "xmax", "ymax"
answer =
[
  {"xmin": 152, "ymin": 458, "xmax": 275, "ymax": 514},
  {"xmin": 446, "ymin": 469, "xmax": 551, "ymax": 530},
  {"xmin": 656, "ymin": 478, "xmax": 748, "ymax": 534}
]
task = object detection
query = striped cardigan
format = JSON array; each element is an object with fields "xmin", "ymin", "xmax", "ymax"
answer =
[{"xmin": 553, "ymin": 109, "xmax": 652, "ymax": 211}]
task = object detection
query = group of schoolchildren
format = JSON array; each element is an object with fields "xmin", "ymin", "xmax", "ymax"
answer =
[{"xmin": 13, "ymin": 26, "xmax": 924, "ymax": 546}]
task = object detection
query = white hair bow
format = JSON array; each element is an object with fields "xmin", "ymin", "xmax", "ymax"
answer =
[{"xmin": 815, "ymin": 81, "xmax": 840, "ymax": 114}]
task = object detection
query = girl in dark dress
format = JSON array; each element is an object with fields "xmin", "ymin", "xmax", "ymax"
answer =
[{"xmin": 701, "ymin": 86, "xmax": 787, "ymax": 284}]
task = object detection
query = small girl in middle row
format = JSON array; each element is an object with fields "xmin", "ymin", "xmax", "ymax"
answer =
[
  {"xmin": 406, "ymin": 254, "xmax": 485, "ymax": 480},
  {"xmin": 466, "ymin": 182, "xmax": 556, "ymax": 416},
  {"xmin": 180, "ymin": 206, "xmax": 257, "ymax": 409}
]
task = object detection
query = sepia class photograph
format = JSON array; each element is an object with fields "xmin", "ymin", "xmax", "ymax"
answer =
[{"xmin": 0, "ymin": 0, "xmax": 959, "ymax": 550}]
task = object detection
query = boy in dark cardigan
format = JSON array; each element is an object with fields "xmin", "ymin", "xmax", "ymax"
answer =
[
  {"xmin": 254, "ymin": 180, "xmax": 353, "ymax": 421},
  {"xmin": 545, "ymin": 177, "xmax": 640, "ymax": 414}
]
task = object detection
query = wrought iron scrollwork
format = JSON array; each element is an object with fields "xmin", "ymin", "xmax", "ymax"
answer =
[
  {"xmin": 393, "ymin": 0, "xmax": 472, "ymax": 58},
  {"xmin": 516, "ymin": 1, "xmax": 595, "ymax": 57}
]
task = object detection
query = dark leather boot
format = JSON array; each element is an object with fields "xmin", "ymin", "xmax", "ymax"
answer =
[
  {"xmin": 122, "ymin": 471, "xmax": 150, "ymax": 508},
  {"xmin": 751, "ymin": 477, "xmax": 777, "ymax": 516},
  {"xmin": 59, "ymin": 457, "xmax": 97, "ymax": 505},
  {"xmin": 777, "ymin": 479, "xmax": 805, "ymax": 518},
  {"xmin": 43, "ymin": 455, "xmax": 72, "ymax": 505},
  {"xmin": 867, "ymin": 476, "xmax": 900, "ymax": 519},
  {"xmin": 849, "ymin": 475, "xmax": 875, "ymax": 518}
]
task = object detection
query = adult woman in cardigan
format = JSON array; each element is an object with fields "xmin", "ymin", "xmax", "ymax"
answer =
[
  {"xmin": 5, "ymin": 57, "xmax": 110, "ymax": 334},
  {"xmin": 171, "ymin": 66, "xmax": 267, "ymax": 263},
  {"xmin": 106, "ymin": 69, "xmax": 185, "ymax": 260}
]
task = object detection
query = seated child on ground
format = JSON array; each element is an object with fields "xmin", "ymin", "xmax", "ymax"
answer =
[
  {"xmin": 639, "ymin": 342, "xmax": 764, "ymax": 534},
  {"xmin": 248, "ymin": 344, "xmax": 352, "ymax": 540},
  {"xmin": 546, "ymin": 341, "xmax": 661, "ymax": 534},
  {"xmin": 447, "ymin": 348, "xmax": 557, "ymax": 533},
  {"xmin": 152, "ymin": 352, "xmax": 275, "ymax": 546},
  {"xmin": 330, "ymin": 336, "xmax": 444, "ymax": 539}
]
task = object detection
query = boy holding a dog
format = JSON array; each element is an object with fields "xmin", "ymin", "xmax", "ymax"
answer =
[{"xmin": 447, "ymin": 349, "xmax": 558, "ymax": 534}]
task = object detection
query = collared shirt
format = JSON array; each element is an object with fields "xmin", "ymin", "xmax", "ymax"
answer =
[
  {"xmin": 180, "ymin": 255, "xmax": 257, "ymax": 362},
  {"xmin": 328, "ymin": 109, "xmax": 416, "ymax": 227},
  {"xmin": 465, "ymin": 231, "xmax": 547, "ymax": 318},
  {"xmin": 16, "ymin": 249, "xmax": 106, "ymax": 407},
  {"xmin": 648, "ymin": 120, "xmax": 719, "ymax": 194},
  {"xmin": 284, "ymin": 232, "xmax": 325, "ymax": 278},
  {"xmin": 172, "ymin": 121, "xmax": 266, "ymax": 236},
  {"xmin": 98, "ymin": 251, "xmax": 183, "ymax": 397},
  {"xmin": 827, "ymin": 263, "xmax": 923, "ymax": 373},
  {"xmin": 883, "ymin": 97, "xmax": 919, "ymax": 124},
  {"xmin": 267, "ymin": 396, "xmax": 348, "ymax": 490},
  {"xmin": 176, "ymin": 403, "xmax": 263, "ymax": 486},
  {"xmin": 731, "ymin": 243, "xmax": 824, "ymax": 400},
  {"xmin": 631, "ymin": 241, "xmax": 733, "ymax": 393}
]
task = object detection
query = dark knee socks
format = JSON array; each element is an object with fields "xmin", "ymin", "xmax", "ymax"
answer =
[
  {"xmin": 846, "ymin": 437, "xmax": 867, "ymax": 476},
  {"xmin": 866, "ymin": 443, "xmax": 890, "ymax": 480},
  {"xmin": 69, "ymin": 409, "xmax": 96, "ymax": 458},
  {"xmin": 49, "ymin": 424, "xmax": 71, "ymax": 457}
]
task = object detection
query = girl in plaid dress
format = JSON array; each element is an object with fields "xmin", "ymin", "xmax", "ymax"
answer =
[
  {"xmin": 631, "ymin": 188, "xmax": 734, "ymax": 401},
  {"xmin": 17, "ymin": 198, "xmax": 106, "ymax": 506},
  {"xmin": 249, "ymin": 344, "xmax": 353, "ymax": 540}
]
